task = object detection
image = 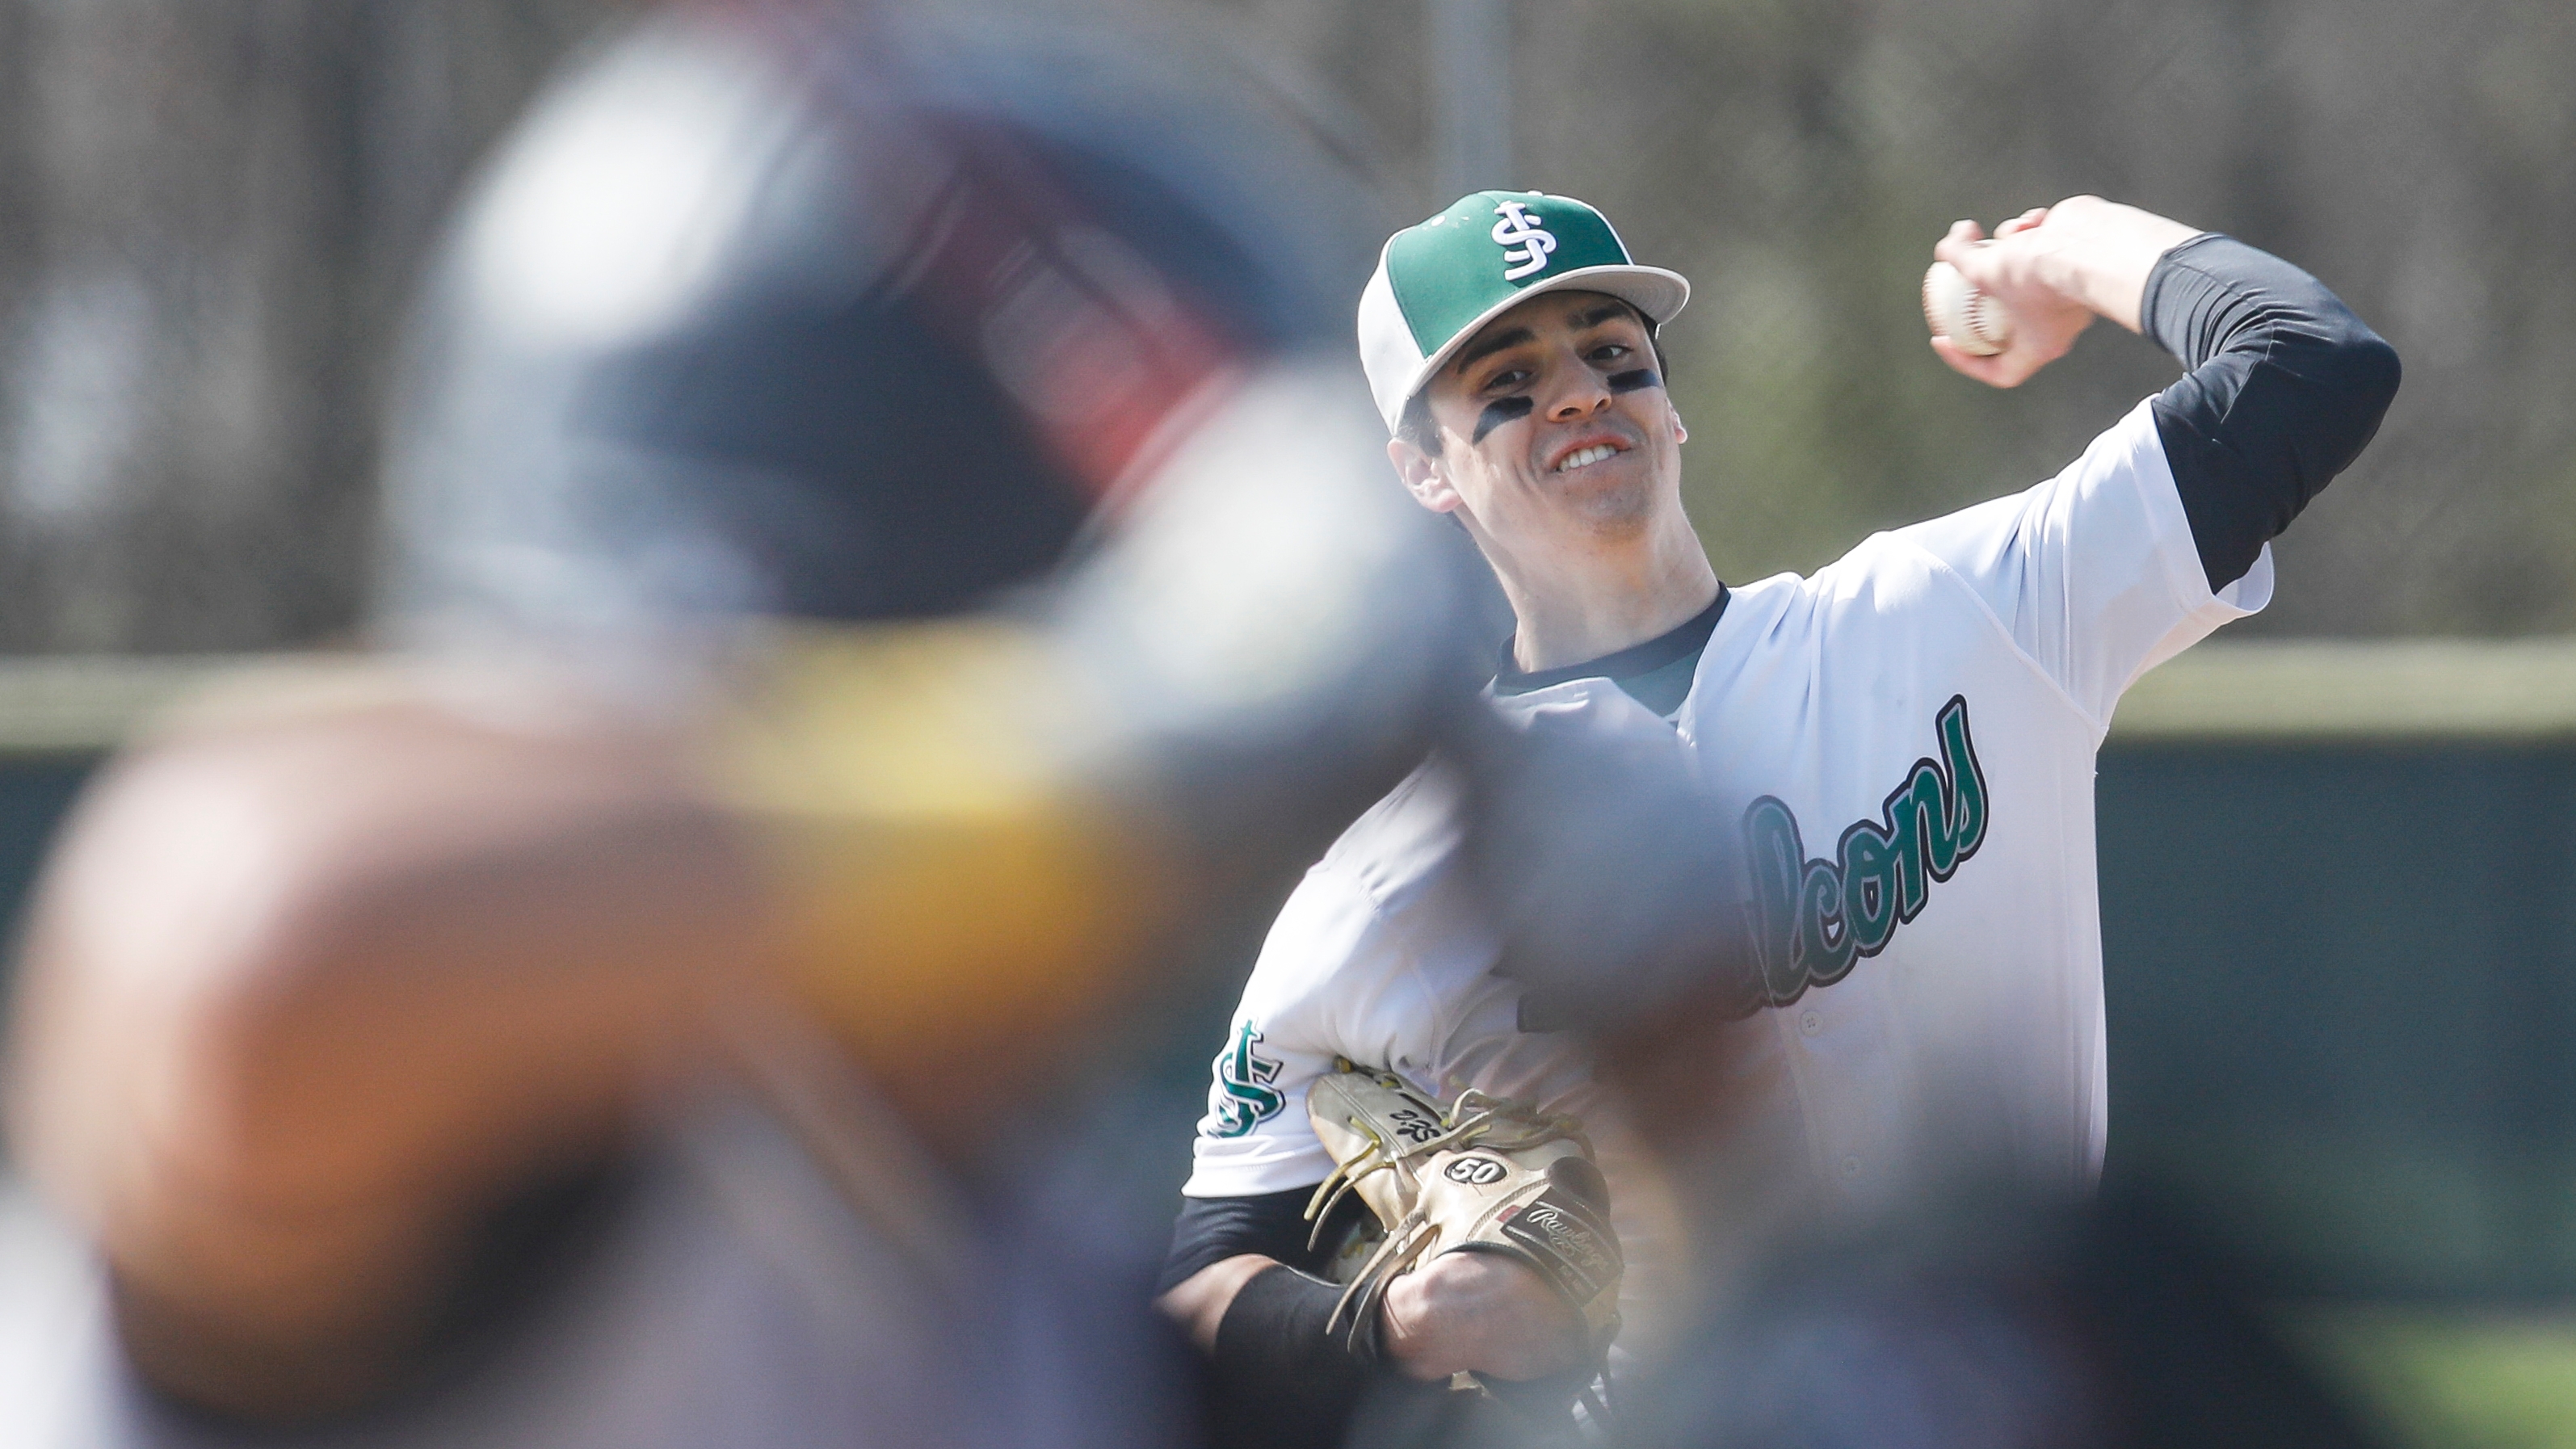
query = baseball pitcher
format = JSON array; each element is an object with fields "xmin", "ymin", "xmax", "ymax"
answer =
[{"xmin": 1157, "ymin": 189, "xmax": 2399, "ymax": 1446}]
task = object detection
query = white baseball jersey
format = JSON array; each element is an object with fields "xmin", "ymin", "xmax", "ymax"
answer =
[{"xmin": 1185, "ymin": 398, "xmax": 2269, "ymax": 1206}]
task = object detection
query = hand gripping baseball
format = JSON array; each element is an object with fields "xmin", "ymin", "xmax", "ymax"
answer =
[{"xmin": 1928, "ymin": 196, "xmax": 2203, "ymax": 388}]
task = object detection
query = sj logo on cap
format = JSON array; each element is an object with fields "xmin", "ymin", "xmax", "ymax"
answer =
[
  {"xmin": 1491, "ymin": 200, "xmax": 1557, "ymax": 280},
  {"xmin": 1355, "ymin": 190, "xmax": 1688, "ymax": 432}
]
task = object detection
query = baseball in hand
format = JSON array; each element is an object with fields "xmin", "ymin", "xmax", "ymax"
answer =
[{"xmin": 1921, "ymin": 258, "xmax": 2015, "ymax": 356}]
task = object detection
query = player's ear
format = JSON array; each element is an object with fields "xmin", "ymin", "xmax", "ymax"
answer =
[
  {"xmin": 1669, "ymin": 400, "xmax": 1688, "ymax": 447},
  {"xmin": 1389, "ymin": 436, "xmax": 1462, "ymax": 514}
]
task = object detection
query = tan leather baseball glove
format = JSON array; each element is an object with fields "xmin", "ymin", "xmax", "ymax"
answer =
[{"xmin": 1301, "ymin": 1060, "xmax": 1623, "ymax": 1392}]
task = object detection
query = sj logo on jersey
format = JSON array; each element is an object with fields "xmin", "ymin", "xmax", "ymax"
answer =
[
  {"xmin": 1206, "ymin": 1019, "xmax": 1286, "ymax": 1137},
  {"xmin": 1743, "ymin": 695, "xmax": 1988, "ymax": 1006}
]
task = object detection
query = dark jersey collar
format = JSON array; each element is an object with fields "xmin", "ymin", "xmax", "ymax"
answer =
[{"xmin": 1491, "ymin": 586, "xmax": 1729, "ymax": 713}]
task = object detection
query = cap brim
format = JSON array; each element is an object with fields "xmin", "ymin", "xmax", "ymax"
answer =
[{"xmin": 1402, "ymin": 263, "xmax": 1691, "ymax": 416}]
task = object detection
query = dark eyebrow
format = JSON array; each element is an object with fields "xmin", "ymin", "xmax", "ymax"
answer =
[
  {"xmin": 1574, "ymin": 302, "xmax": 1636, "ymax": 331},
  {"xmin": 1452, "ymin": 326, "xmax": 1535, "ymax": 374}
]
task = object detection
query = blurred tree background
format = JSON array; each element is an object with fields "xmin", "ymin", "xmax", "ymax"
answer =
[
  {"xmin": 0, "ymin": 0, "xmax": 2570, "ymax": 652},
  {"xmin": 0, "ymin": 0, "xmax": 606, "ymax": 652}
]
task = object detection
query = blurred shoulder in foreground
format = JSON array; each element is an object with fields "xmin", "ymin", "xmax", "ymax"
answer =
[{"xmin": 4, "ymin": 2, "xmax": 1477, "ymax": 1441}]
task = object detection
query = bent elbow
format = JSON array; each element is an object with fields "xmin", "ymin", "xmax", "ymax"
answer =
[
  {"xmin": 2310, "ymin": 330, "xmax": 2403, "ymax": 481},
  {"xmin": 2341, "ymin": 331, "xmax": 2403, "ymax": 430}
]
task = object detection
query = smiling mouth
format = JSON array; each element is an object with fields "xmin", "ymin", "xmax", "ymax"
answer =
[{"xmin": 1555, "ymin": 443, "xmax": 1625, "ymax": 472}]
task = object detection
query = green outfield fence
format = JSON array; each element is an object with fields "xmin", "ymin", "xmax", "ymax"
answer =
[
  {"xmin": 2099, "ymin": 640, "xmax": 2576, "ymax": 1299},
  {"xmin": 2088, "ymin": 640, "xmax": 2576, "ymax": 1447}
]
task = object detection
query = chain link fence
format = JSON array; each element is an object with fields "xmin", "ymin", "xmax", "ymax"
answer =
[{"xmin": 0, "ymin": 0, "xmax": 2570, "ymax": 651}]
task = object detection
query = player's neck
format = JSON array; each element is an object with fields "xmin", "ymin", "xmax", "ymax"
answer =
[{"xmin": 1491, "ymin": 517, "xmax": 1719, "ymax": 674}]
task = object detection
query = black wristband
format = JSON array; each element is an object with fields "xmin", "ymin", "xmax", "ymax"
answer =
[{"xmin": 1205, "ymin": 1264, "xmax": 1385, "ymax": 1449}]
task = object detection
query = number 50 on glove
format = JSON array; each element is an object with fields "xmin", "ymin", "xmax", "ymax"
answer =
[{"xmin": 1302, "ymin": 1061, "xmax": 1623, "ymax": 1357}]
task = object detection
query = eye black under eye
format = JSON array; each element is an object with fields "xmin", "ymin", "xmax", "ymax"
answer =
[{"xmin": 1473, "ymin": 396, "xmax": 1533, "ymax": 443}]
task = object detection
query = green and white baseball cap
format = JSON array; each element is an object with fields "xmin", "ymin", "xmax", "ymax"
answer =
[{"xmin": 1358, "ymin": 190, "xmax": 1690, "ymax": 433}]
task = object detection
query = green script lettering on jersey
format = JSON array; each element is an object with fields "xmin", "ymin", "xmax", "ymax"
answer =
[
  {"xmin": 1207, "ymin": 1019, "xmax": 1287, "ymax": 1137},
  {"xmin": 1743, "ymin": 695, "xmax": 1988, "ymax": 1006}
]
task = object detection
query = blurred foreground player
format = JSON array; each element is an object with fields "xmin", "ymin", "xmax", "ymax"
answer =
[{"xmin": 3, "ymin": 4, "xmax": 1486, "ymax": 1444}]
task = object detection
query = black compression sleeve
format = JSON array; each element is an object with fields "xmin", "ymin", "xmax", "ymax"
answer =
[
  {"xmin": 1159, "ymin": 1186, "xmax": 1336, "ymax": 1295},
  {"xmin": 2141, "ymin": 233, "xmax": 2402, "ymax": 590}
]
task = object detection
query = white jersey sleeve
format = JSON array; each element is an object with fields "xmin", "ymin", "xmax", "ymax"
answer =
[
  {"xmin": 1181, "ymin": 765, "xmax": 1481, "ymax": 1199},
  {"xmin": 1179, "ymin": 859, "xmax": 1374, "ymax": 1197},
  {"xmin": 1889, "ymin": 397, "xmax": 2270, "ymax": 728}
]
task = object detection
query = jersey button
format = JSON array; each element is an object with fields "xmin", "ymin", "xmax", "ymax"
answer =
[
  {"xmin": 1839, "ymin": 1155, "xmax": 1861, "ymax": 1178},
  {"xmin": 1799, "ymin": 1009, "xmax": 1822, "ymax": 1037}
]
